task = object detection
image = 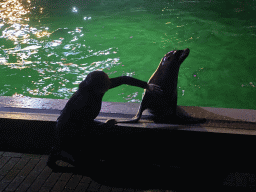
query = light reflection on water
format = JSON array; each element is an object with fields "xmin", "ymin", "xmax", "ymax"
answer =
[{"xmin": 0, "ymin": 0, "xmax": 120, "ymax": 98}]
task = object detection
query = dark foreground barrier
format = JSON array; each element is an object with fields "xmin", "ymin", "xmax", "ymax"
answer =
[{"xmin": 1, "ymin": 96, "xmax": 256, "ymax": 191}]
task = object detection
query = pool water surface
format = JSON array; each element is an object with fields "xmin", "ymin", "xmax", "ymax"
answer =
[{"xmin": 0, "ymin": 0, "xmax": 255, "ymax": 110}]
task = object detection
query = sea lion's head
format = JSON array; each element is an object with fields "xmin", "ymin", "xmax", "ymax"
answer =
[{"xmin": 161, "ymin": 48, "xmax": 190, "ymax": 66}]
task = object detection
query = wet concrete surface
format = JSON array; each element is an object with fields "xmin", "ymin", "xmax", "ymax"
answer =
[
  {"xmin": 0, "ymin": 96, "xmax": 255, "ymax": 121},
  {"xmin": 1, "ymin": 96, "xmax": 256, "ymax": 133},
  {"xmin": 1, "ymin": 96, "xmax": 256, "ymax": 157}
]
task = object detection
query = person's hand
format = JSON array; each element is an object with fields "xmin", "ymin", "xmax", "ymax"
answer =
[
  {"xmin": 105, "ymin": 119, "xmax": 117, "ymax": 127},
  {"xmin": 147, "ymin": 84, "xmax": 163, "ymax": 94}
]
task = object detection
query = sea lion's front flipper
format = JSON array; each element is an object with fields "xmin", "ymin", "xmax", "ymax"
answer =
[{"xmin": 117, "ymin": 104, "xmax": 144, "ymax": 123}]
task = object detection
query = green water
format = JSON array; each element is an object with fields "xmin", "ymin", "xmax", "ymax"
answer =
[{"xmin": 0, "ymin": 0, "xmax": 255, "ymax": 110}]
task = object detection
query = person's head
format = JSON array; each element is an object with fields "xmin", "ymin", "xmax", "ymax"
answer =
[{"xmin": 80, "ymin": 70, "xmax": 111, "ymax": 93}]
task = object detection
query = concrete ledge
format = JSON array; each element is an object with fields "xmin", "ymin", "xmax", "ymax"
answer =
[
  {"xmin": 0, "ymin": 96, "xmax": 256, "ymax": 135},
  {"xmin": 1, "ymin": 96, "xmax": 256, "ymax": 172}
]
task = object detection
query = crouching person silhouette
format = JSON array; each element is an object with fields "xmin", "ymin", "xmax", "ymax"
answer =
[{"xmin": 47, "ymin": 70, "xmax": 162, "ymax": 172}]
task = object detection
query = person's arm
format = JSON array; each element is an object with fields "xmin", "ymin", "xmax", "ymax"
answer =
[{"xmin": 109, "ymin": 76, "xmax": 148, "ymax": 89}]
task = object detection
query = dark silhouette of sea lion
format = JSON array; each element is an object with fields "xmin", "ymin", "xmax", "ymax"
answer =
[
  {"xmin": 47, "ymin": 70, "xmax": 162, "ymax": 171},
  {"xmin": 118, "ymin": 48, "xmax": 196, "ymax": 123}
]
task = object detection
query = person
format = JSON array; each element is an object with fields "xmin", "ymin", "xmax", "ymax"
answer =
[{"xmin": 47, "ymin": 70, "xmax": 162, "ymax": 171}]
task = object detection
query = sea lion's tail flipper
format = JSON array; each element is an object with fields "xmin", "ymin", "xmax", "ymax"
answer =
[{"xmin": 117, "ymin": 105, "xmax": 144, "ymax": 123}]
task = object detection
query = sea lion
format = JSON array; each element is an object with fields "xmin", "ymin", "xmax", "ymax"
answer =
[
  {"xmin": 47, "ymin": 70, "xmax": 162, "ymax": 171},
  {"xmin": 118, "ymin": 48, "xmax": 192, "ymax": 123}
]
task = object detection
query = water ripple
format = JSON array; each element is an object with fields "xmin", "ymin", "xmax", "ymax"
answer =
[{"xmin": 0, "ymin": 0, "xmax": 121, "ymax": 98}]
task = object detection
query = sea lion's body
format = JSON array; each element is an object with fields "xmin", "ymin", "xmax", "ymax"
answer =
[{"xmin": 118, "ymin": 48, "xmax": 190, "ymax": 123}]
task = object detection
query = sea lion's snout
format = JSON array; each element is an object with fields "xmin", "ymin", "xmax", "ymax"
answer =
[
  {"xmin": 166, "ymin": 48, "xmax": 189, "ymax": 57},
  {"xmin": 178, "ymin": 48, "xmax": 190, "ymax": 63},
  {"xmin": 181, "ymin": 48, "xmax": 190, "ymax": 58},
  {"xmin": 162, "ymin": 48, "xmax": 190, "ymax": 65}
]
